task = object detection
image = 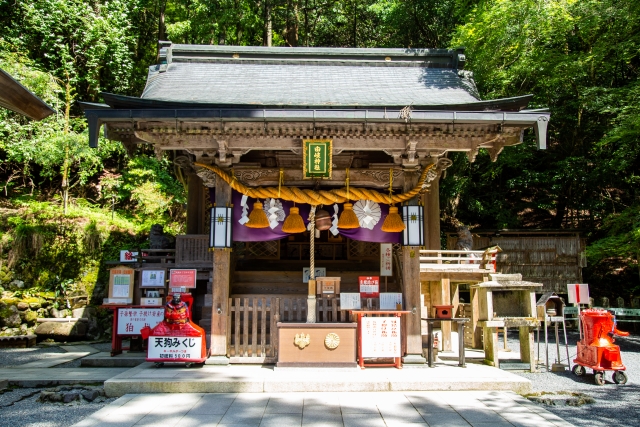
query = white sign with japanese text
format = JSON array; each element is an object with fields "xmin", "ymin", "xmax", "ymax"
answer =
[
  {"xmin": 340, "ymin": 293, "xmax": 362, "ymax": 310},
  {"xmin": 361, "ymin": 317, "xmax": 401, "ymax": 357},
  {"xmin": 119, "ymin": 250, "xmax": 138, "ymax": 262},
  {"xmin": 567, "ymin": 284, "xmax": 590, "ymax": 304},
  {"xmin": 380, "ymin": 243, "xmax": 393, "ymax": 276},
  {"xmin": 141, "ymin": 270, "xmax": 166, "ymax": 287},
  {"xmin": 380, "ymin": 293, "xmax": 403, "ymax": 310},
  {"xmin": 117, "ymin": 308, "xmax": 164, "ymax": 335},
  {"xmin": 148, "ymin": 336, "xmax": 203, "ymax": 360}
]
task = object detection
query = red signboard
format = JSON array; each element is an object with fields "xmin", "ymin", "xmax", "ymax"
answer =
[
  {"xmin": 359, "ymin": 276, "xmax": 380, "ymax": 298},
  {"xmin": 169, "ymin": 269, "xmax": 197, "ymax": 288}
]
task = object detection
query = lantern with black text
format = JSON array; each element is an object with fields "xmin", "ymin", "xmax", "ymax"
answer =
[
  {"xmin": 402, "ymin": 205, "xmax": 424, "ymax": 246},
  {"xmin": 210, "ymin": 207, "xmax": 233, "ymax": 248}
]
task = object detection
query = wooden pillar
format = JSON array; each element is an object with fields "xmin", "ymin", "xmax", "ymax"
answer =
[
  {"xmin": 402, "ymin": 246, "xmax": 425, "ymax": 364},
  {"xmin": 208, "ymin": 174, "xmax": 231, "ymax": 364},
  {"xmin": 423, "ymin": 175, "xmax": 440, "ymax": 251},
  {"xmin": 186, "ymin": 173, "xmax": 206, "ymax": 235},
  {"xmin": 402, "ymin": 169, "xmax": 425, "ymax": 365}
]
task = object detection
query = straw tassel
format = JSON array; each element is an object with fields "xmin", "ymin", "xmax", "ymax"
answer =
[
  {"xmin": 338, "ymin": 203, "xmax": 360, "ymax": 229},
  {"xmin": 281, "ymin": 206, "xmax": 306, "ymax": 233},
  {"xmin": 381, "ymin": 206, "xmax": 405, "ymax": 232},
  {"xmin": 245, "ymin": 202, "xmax": 270, "ymax": 228},
  {"xmin": 338, "ymin": 168, "xmax": 360, "ymax": 229}
]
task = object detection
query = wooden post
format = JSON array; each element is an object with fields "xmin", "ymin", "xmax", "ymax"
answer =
[
  {"xmin": 441, "ymin": 276, "xmax": 452, "ymax": 351},
  {"xmin": 209, "ymin": 174, "xmax": 231, "ymax": 364},
  {"xmin": 423, "ymin": 176, "xmax": 440, "ymax": 251},
  {"xmin": 402, "ymin": 169, "xmax": 425, "ymax": 365},
  {"xmin": 186, "ymin": 173, "xmax": 206, "ymax": 234},
  {"xmin": 402, "ymin": 246, "xmax": 425, "ymax": 365}
]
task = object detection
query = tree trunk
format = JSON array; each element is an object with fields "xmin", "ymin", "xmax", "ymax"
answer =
[
  {"xmin": 264, "ymin": 0, "xmax": 272, "ymax": 46},
  {"xmin": 352, "ymin": 0, "xmax": 357, "ymax": 47},
  {"xmin": 62, "ymin": 74, "xmax": 72, "ymax": 215},
  {"xmin": 285, "ymin": 0, "xmax": 299, "ymax": 47},
  {"xmin": 158, "ymin": 0, "xmax": 166, "ymax": 41}
]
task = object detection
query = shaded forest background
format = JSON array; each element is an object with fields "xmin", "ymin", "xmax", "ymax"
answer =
[{"xmin": 0, "ymin": 0, "xmax": 638, "ymax": 301}]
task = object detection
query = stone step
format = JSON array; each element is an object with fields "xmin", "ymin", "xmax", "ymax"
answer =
[
  {"xmin": 103, "ymin": 362, "xmax": 532, "ymax": 397},
  {"xmin": 80, "ymin": 352, "xmax": 146, "ymax": 368}
]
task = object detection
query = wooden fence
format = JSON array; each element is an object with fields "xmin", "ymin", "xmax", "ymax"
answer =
[{"xmin": 227, "ymin": 296, "xmax": 373, "ymax": 362}]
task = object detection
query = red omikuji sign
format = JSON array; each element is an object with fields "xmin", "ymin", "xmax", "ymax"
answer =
[
  {"xmin": 359, "ymin": 276, "xmax": 380, "ymax": 298},
  {"xmin": 169, "ymin": 269, "xmax": 197, "ymax": 288}
]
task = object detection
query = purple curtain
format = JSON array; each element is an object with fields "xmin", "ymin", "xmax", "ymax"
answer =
[{"xmin": 219, "ymin": 190, "xmax": 401, "ymax": 243}]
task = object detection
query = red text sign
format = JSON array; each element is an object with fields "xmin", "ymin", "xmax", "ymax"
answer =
[
  {"xmin": 359, "ymin": 276, "xmax": 380, "ymax": 298},
  {"xmin": 170, "ymin": 269, "xmax": 197, "ymax": 288}
]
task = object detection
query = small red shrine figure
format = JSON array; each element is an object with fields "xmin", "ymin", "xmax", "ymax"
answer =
[
  {"xmin": 164, "ymin": 293, "xmax": 190, "ymax": 325},
  {"xmin": 141, "ymin": 293, "xmax": 207, "ymax": 366}
]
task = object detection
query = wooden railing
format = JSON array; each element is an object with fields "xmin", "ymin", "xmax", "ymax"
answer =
[
  {"xmin": 419, "ymin": 249, "xmax": 497, "ymax": 272},
  {"xmin": 175, "ymin": 235, "xmax": 213, "ymax": 267},
  {"xmin": 134, "ymin": 249, "xmax": 176, "ymax": 264},
  {"xmin": 227, "ymin": 296, "xmax": 360, "ymax": 362}
]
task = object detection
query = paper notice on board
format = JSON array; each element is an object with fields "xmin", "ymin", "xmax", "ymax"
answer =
[
  {"xmin": 361, "ymin": 317, "xmax": 401, "ymax": 357},
  {"xmin": 380, "ymin": 293, "xmax": 403, "ymax": 310},
  {"xmin": 340, "ymin": 293, "xmax": 361, "ymax": 310},
  {"xmin": 112, "ymin": 274, "xmax": 131, "ymax": 298}
]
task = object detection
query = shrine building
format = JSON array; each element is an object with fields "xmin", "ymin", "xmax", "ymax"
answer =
[{"xmin": 83, "ymin": 44, "xmax": 550, "ymax": 366}]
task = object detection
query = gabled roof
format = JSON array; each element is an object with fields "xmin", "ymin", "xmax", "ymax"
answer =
[
  {"xmin": 119, "ymin": 44, "xmax": 528, "ymax": 111},
  {"xmin": 0, "ymin": 68, "xmax": 55, "ymax": 120}
]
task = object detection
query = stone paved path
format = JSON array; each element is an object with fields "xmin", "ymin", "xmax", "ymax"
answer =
[{"xmin": 71, "ymin": 391, "xmax": 575, "ymax": 427}]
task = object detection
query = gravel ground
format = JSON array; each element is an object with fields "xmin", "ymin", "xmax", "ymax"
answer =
[
  {"xmin": 0, "ymin": 341, "xmax": 118, "ymax": 427},
  {"xmin": 0, "ymin": 387, "xmax": 116, "ymax": 427},
  {"xmin": 1, "ymin": 333, "xmax": 639, "ymax": 427},
  {"xmin": 507, "ymin": 326, "xmax": 640, "ymax": 427}
]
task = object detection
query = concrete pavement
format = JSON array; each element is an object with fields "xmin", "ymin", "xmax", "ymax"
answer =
[{"xmin": 71, "ymin": 391, "xmax": 575, "ymax": 427}]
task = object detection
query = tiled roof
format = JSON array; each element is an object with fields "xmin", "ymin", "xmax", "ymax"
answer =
[
  {"xmin": 137, "ymin": 44, "xmax": 491, "ymax": 109},
  {"xmin": 142, "ymin": 62, "xmax": 481, "ymax": 107}
]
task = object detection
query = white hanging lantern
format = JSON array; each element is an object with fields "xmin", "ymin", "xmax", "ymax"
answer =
[
  {"xmin": 402, "ymin": 205, "xmax": 424, "ymax": 246},
  {"xmin": 210, "ymin": 206, "xmax": 233, "ymax": 248}
]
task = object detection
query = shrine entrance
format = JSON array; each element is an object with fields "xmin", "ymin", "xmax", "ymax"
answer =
[{"xmin": 227, "ymin": 236, "xmax": 402, "ymax": 363}]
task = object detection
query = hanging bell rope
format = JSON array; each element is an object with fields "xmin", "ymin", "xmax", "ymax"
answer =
[{"xmin": 194, "ymin": 162, "xmax": 434, "ymax": 206}]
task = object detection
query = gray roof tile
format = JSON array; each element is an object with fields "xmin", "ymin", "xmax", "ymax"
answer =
[{"xmin": 141, "ymin": 62, "xmax": 480, "ymax": 107}]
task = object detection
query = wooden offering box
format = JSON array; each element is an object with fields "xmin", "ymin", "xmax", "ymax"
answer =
[
  {"xmin": 316, "ymin": 277, "xmax": 341, "ymax": 295},
  {"xmin": 277, "ymin": 323, "xmax": 357, "ymax": 367}
]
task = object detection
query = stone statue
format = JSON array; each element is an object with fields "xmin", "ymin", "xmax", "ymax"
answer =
[
  {"xmin": 149, "ymin": 224, "xmax": 174, "ymax": 250},
  {"xmin": 455, "ymin": 225, "xmax": 474, "ymax": 251}
]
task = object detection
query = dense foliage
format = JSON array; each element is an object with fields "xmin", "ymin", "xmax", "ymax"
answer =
[{"xmin": 0, "ymin": 0, "xmax": 638, "ymax": 298}]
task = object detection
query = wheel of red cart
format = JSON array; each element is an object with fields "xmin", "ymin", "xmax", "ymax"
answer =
[
  {"xmin": 572, "ymin": 365, "xmax": 586, "ymax": 377},
  {"xmin": 154, "ymin": 362, "xmax": 164, "ymax": 368},
  {"xmin": 594, "ymin": 371, "xmax": 605, "ymax": 386},
  {"xmin": 612, "ymin": 371, "xmax": 628, "ymax": 385}
]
